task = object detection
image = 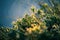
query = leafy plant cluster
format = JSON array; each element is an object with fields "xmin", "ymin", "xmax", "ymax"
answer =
[{"xmin": 0, "ymin": 0, "xmax": 60, "ymax": 40}]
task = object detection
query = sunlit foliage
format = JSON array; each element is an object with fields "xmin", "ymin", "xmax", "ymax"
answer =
[{"xmin": 0, "ymin": 0, "xmax": 60, "ymax": 40}]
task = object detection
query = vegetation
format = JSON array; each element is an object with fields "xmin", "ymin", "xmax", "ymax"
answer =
[{"xmin": 0, "ymin": 0, "xmax": 60, "ymax": 40}]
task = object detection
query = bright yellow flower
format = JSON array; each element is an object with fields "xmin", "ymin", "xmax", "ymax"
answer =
[
  {"xmin": 31, "ymin": 5, "xmax": 36, "ymax": 9},
  {"xmin": 41, "ymin": 12, "xmax": 45, "ymax": 15},
  {"xmin": 32, "ymin": 26, "xmax": 40, "ymax": 31},
  {"xmin": 6, "ymin": 28, "xmax": 9, "ymax": 32},
  {"xmin": 32, "ymin": 26, "xmax": 37, "ymax": 31},
  {"xmin": 40, "ymin": 10, "xmax": 44, "ymax": 13},
  {"xmin": 26, "ymin": 27, "xmax": 32, "ymax": 34},
  {"xmin": 43, "ymin": 3, "xmax": 48, "ymax": 7},
  {"xmin": 12, "ymin": 21, "xmax": 17, "ymax": 25},
  {"xmin": 40, "ymin": 10, "xmax": 45, "ymax": 15},
  {"xmin": 14, "ymin": 25, "xmax": 18, "ymax": 30},
  {"xmin": 31, "ymin": 5, "xmax": 37, "ymax": 13},
  {"xmin": 31, "ymin": 24, "xmax": 36, "ymax": 27},
  {"xmin": 17, "ymin": 18, "xmax": 21, "ymax": 22},
  {"xmin": 52, "ymin": 24, "xmax": 59, "ymax": 29}
]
